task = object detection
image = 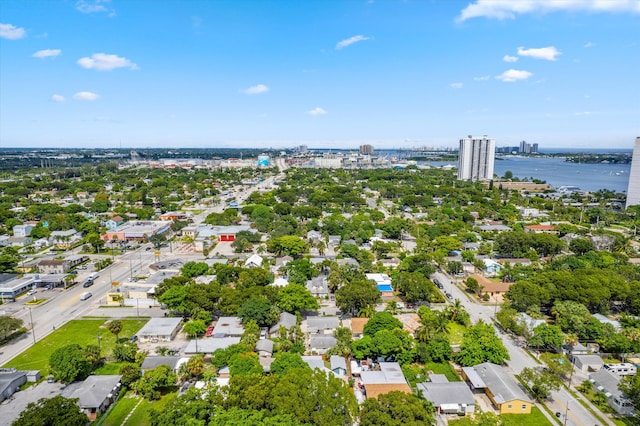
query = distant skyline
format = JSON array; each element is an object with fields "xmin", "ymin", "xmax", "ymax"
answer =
[{"xmin": 1, "ymin": 0, "xmax": 639, "ymax": 149}]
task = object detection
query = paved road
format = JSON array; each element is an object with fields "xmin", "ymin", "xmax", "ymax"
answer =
[{"xmin": 432, "ymin": 271, "xmax": 613, "ymax": 426}]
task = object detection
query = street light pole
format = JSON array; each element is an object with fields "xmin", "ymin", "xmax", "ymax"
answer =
[
  {"xmin": 97, "ymin": 334, "xmax": 101, "ymax": 358},
  {"xmin": 29, "ymin": 307, "xmax": 36, "ymax": 344}
]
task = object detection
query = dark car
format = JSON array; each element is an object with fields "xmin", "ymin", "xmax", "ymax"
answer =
[
  {"xmin": 129, "ymin": 335, "xmax": 138, "ymax": 342},
  {"xmin": 83, "ymin": 280, "xmax": 94, "ymax": 288}
]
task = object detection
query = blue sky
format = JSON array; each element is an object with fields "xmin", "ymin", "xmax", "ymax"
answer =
[{"xmin": 1, "ymin": 0, "xmax": 639, "ymax": 149}]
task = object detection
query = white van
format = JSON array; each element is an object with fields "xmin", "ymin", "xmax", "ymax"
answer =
[
  {"xmin": 80, "ymin": 292, "xmax": 92, "ymax": 301},
  {"xmin": 89, "ymin": 272, "xmax": 99, "ymax": 280}
]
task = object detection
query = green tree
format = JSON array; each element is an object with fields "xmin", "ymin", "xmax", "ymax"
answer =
[
  {"xmin": 569, "ymin": 238, "xmax": 594, "ymax": 255},
  {"xmin": 12, "ymin": 395, "xmax": 88, "ymax": 426},
  {"xmin": 229, "ymin": 352, "xmax": 264, "ymax": 376},
  {"xmin": 518, "ymin": 367, "xmax": 561, "ymax": 401},
  {"xmin": 113, "ymin": 341, "xmax": 138, "ymax": 362},
  {"xmin": 335, "ymin": 278, "xmax": 381, "ymax": 315},
  {"xmin": 529, "ymin": 323, "xmax": 564, "ymax": 351},
  {"xmin": 360, "ymin": 391, "xmax": 434, "ymax": 426},
  {"xmin": 119, "ymin": 362, "xmax": 141, "ymax": 387},
  {"xmin": 363, "ymin": 311, "xmax": 403, "ymax": 337},
  {"xmin": 276, "ymin": 283, "xmax": 319, "ymax": 314},
  {"xmin": 183, "ymin": 319, "xmax": 207, "ymax": 337},
  {"xmin": 238, "ymin": 297, "xmax": 280, "ymax": 327},
  {"xmin": 465, "ymin": 277, "xmax": 479, "ymax": 293},
  {"xmin": 270, "ymin": 352, "xmax": 310, "ymax": 376},
  {"xmin": 107, "ymin": 319, "xmax": 122, "ymax": 342},
  {"xmin": 619, "ymin": 373, "xmax": 640, "ymax": 410},
  {"xmin": 416, "ymin": 334, "xmax": 452, "ymax": 363},
  {"xmin": 181, "ymin": 261, "xmax": 210, "ymax": 278},
  {"xmin": 266, "ymin": 236, "xmax": 307, "ymax": 257},
  {"xmin": 0, "ymin": 316, "xmax": 23, "ymax": 340},
  {"xmin": 455, "ymin": 321, "xmax": 510, "ymax": 366},
  {"xmin": 393, "ymin": 272, "xmax": 433, "ymax": 303},
  {"xmin": 49, "ymin": 344, "xmax": 93, "ymax": 384},
  {"xmin": 134, "ymin": 364, "xmax": 177, "ymax": 400}
]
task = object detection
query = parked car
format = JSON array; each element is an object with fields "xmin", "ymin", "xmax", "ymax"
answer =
[
  {"xmin": 26, "ymin": 289, "xmax": 37, "ymax": 296},
  {"xmin": 83, "ymin": 280, "xmax": 94, "ymax": 288},
  {"xmin": 129, "ymin": 335, "xmax": 138, "ymax": 342}
]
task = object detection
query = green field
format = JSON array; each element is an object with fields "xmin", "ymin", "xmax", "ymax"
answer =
[
  {"xmin": 448, "ymin": 322, "xmax": 465, "ymax": 345},
  {"xmin": 424, "ymin": 362, "xmax": 460, "ymax": 382},
  {"xmin": 3, "ymin": 318, "xmax": 148, "ymax": 375}
]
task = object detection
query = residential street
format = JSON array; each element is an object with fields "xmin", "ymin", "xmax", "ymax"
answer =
[{"xmin": 432, "ymin": 270, "xmax": 615, "ymax": 426}]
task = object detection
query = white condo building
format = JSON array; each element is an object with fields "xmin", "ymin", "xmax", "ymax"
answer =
[
  {"xmin": 627, "ymin": 137, "xmax": 640, "ymax": 208},
  {"xmin": 458, "ymin": 135, "xmax": 496, "ymax": 181}
]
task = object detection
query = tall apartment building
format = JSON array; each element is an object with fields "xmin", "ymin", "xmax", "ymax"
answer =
[
  {"xmin": 626, "ymin": 137, "xmax": 640, "ymax": 208},
  {"xmin": 458, "ymin": 135, "xmax": 496, "ymax": 181},
  {"xmin": 359, "ymin": 144, "xmax": 374, "ymax": 155}
]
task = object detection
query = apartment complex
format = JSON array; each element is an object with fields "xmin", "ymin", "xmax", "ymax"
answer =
[{"xmin": 458, "ymin": 135, "xmax": 496, "ymax": 181}]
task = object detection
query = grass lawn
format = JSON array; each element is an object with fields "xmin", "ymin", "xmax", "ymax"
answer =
[
  {"xmin": 448, "ymin": 322, "xmax": 465, "ymax": 346},
  {"xmin": 3, "ymin": 318, "xmax": 147, "ymax": 374},
  {"xmin": 450, "ymin": 407, "xmax": 551, "ymax": 425},
  {"xmin": 501, "ymin": 407, "xmax": 552, "ymax": 425},
  {"xmin": 121, "ymin": 391, "xmax": 178, "ymax": 426},
  {"xmin": 424, "ymin": 362, "xmax": 460, "ymax": 382},
  {"xmin": 98, "ymin": 394, "xmax": 141, "ymax": 426}
]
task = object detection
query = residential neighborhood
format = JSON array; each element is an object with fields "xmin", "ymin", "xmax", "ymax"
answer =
[{"xmin": 0, "ymin": 148, "xmax": 638, "ymax": 426}]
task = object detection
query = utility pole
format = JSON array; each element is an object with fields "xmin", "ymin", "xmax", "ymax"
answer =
[{"xmin": 29, "ymin": 307, "xmax": 36, "ymax": 344}]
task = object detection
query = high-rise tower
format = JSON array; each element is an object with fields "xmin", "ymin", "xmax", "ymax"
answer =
[
  {"xmin": 457, "ymin": 135, "xmax": 496, "ymax": 181},
  {"xmin": 627, "ymin": 137, "xmax": 640, "ymax": 208}
]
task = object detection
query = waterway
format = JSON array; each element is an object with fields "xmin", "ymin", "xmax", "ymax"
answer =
[{"xmin": 427, "ymin": 156, "xmax": 632, "ymax": 193}]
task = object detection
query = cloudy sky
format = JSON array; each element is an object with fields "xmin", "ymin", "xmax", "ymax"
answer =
[{"xmin": 1, "ymin": 0, "xmax": 639, "ymax": 149}]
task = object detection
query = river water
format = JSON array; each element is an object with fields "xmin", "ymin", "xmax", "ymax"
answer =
[{"xmin": 427, "ymin": 156, "xmax": 632, "ymax": 193}]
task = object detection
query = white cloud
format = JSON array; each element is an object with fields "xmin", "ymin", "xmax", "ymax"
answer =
[
  {"xmin": 457, "ymin": 0, "xmax": 640, "ymax": 22},
  {"xmin": 73, "ymin": 91, "xmax": 100, "ymax": 101},
  {"xmin": 503, "ymin": 55, "xmax": 519, "ymax": 62},
  {"xmin": 574, "ymin": 111, "xmax": 599, "ymax": 116},
  {"xmin": 584, "ymin": 41, "xmax": 595, "ymax": 48},
  {"xmin": 0, "ymin": 23, "xmax": 26, "ymax": 40},
  {"xmin": 517, "ymin": 46, "xmax": 561, "ymax": 61},
  {"xmin": 450, "ymin": 82, "xmax": 463, "ymax": 89},
  {"xmin": 33, "ymin": 49, "xmax": 61, "ymax": 59},
  {"xmin": 51, "ymin": 94, "xmax": 66, "ymax": 102},
  {"xmin": 306, "ymin": 107, "xmax": 328, "ymax": 116},
  {"xmin": 76, "ymin": 0, "xmax": 114, "ymax": 15},
  {"xmin": 77, "ymin": 53, "xmax": 138, "ymax": 71},
  {"xmin": 242, "ymin": 84, "xmax": 269, "ymax": 95},
  {"xmin": 335, "ymin": 35, "xmax": 370, "ymax": 50},
  {"xmin": 496, "ymin": 69, "xmax": 533, "ymax": 82},
  {"xmin": 473, "ymin": 75, "xmax": 491, "ymax": 81}
]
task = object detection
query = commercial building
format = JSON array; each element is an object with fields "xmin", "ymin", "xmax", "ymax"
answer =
[
  {"xmin": 101, "ymin": 220, "xmax": 171, "ymax": 242},
  {"xmin": 627, "ymin": 137, "xmax": 640, "ymax": 208},
  {"xmin": 457, "ymin": 135, "xmax": 496, "ymax": 181}
]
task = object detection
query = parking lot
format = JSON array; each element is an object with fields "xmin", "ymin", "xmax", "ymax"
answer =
[{"xmin": 0, "ymin": 381, "xmax": 65, "ymax": 424}]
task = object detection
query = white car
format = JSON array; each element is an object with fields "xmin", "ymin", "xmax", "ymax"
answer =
[{"xmin": 26, "ymin": 289, "xmax": 37, "ymax": 296}]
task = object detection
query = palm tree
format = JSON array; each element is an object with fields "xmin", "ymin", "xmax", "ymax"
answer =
[{"xmin": 107, "ymin": 320, "xmax": 123, "ymax": 342}]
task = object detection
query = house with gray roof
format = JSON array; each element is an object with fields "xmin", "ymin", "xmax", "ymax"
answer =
[
  {"xmin": 306, "ymin": 316, "xmax": 340, "ymax": 334},
  {"xmin": 141, "ymin": 356, "xmax": 181, "ymax": 373},
  {"xmin": 256, "ymin": 339, "xmax": 274, "ymax": 357},
  {"xmin": 135, "ymin": 317, "xmax": 182, "ymax": 343},
  {"xmin": 62, "ymin": 375, "xmax": 121, "ymax": 420},
  {"xmin": 183, "ymin": 336, "xmax": 241, "ymax": 354},
  {"xmin": 309, "ymin": 335, "xmax": 337, "ymax": 354},
  {"xmin": 0, "ymin": 369, "xmax": 28, "ymax": 403},
  {"xmin": 306, "ymin": 276, "xmax": 329, "ymax": 298},
  {"xmin": 573, "ymin": 354, "xmax": 604, "ymax": 373},
  {"xmin": 269, "ymin": 312, "xmax": 297, "ymax": 335},
  {"xmin": 213, "ymin": 317, "xmax": 244, "ymax": 337},
  {"xmin": 462, "ymin": 362, "xmax": 532, "ymax": 414},
  {"xmin": 417, "ymin": 380, "xmax": 475, "ymax": 415},
  {"xmin": 593, "ymin": 314, "xmax": 622, "ymax": 331},
  {"xmin": 330, "ymin": 356, "xmax": 347, "ymax": 377},
  {"xmin": 589, "ymin": 369, "xmax": 635, "ymax": 416}
]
